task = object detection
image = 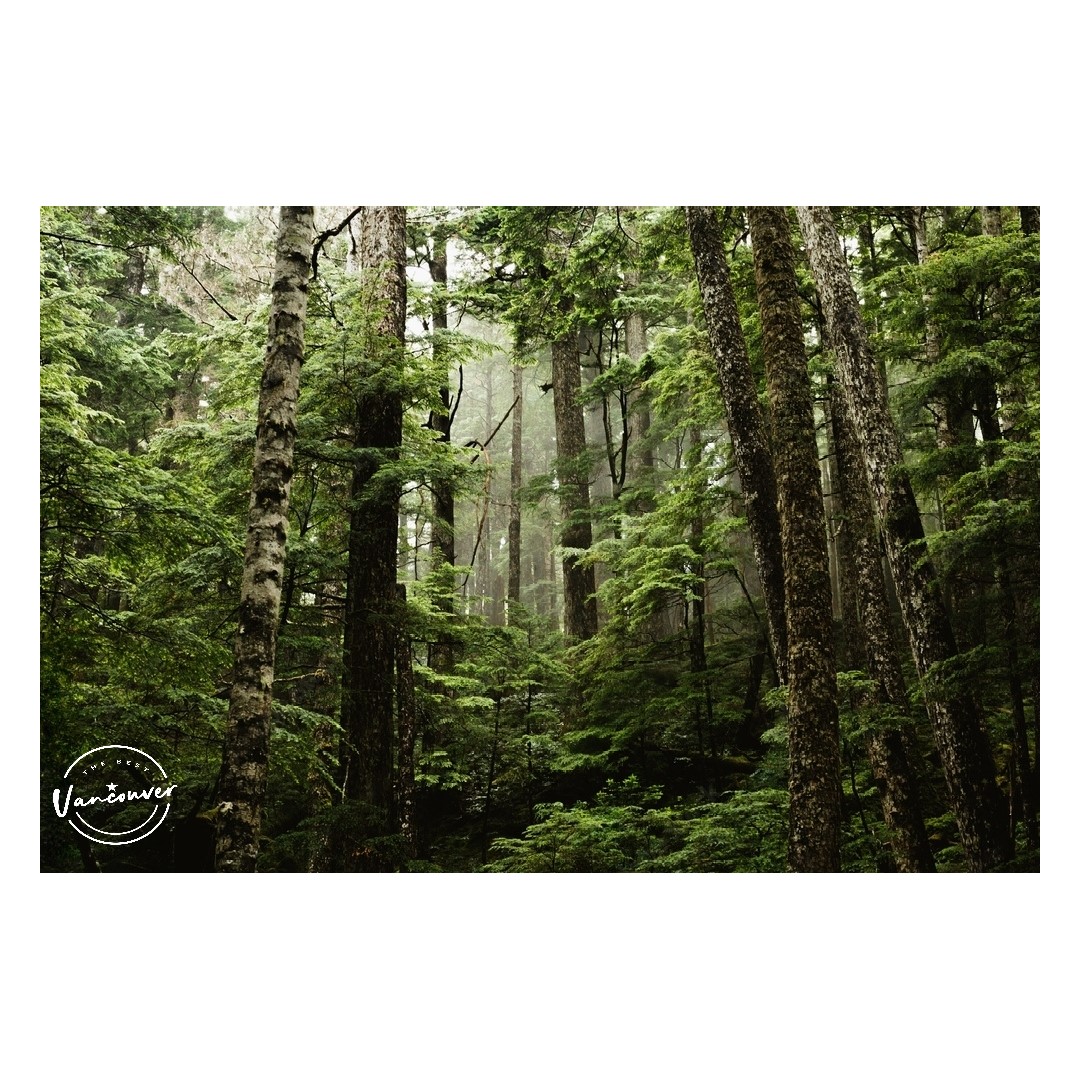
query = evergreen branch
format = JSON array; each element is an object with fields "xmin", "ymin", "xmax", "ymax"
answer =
[{"xmin": 41, "ymin": 230, "xmax": 143, "ymax": 252}]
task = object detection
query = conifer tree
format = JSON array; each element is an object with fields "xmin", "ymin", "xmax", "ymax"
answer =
[
  {"xmin": 217, "ymin": 206, "xmax": 314, "ymax": 873},
  {"xmin": 747, "ymin": 206, "xmax": 841, "ymax": 872},
  {"xmin": 340, "ymin": 206, "xmax": 407, "ymax": 863},
  {"xmin": 796, "ymin": 205, "xmax": 1012, "ymax": 870}
]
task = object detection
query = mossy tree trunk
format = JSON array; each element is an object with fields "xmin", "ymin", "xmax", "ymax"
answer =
[
  {"xmin": 747, "ymin": 206, "xmax": 841, "ymax": 872},
  {"xmin": 217, "ymin": 206, "xmax": 314, "ymax": 873},
  {"xmin": 340, "ymin": 206, "xmax": 407, "ymax": 867},
  {"xmin": 796, "ymin": 205, "xmax": 1011, "ymax": 871},
  {"xmin": 827, "ymin": 373, "xmax": 936, "ymax": 872},
  {"xmin": 685, "ymin": 206, "xmax": 787, "ymax": 683}
]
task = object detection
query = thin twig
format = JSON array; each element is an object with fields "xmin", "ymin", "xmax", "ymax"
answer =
[
  {"xmin": 468, "ymin": 395, "xmax": 520, "ymax": 463},
  {"xmin": 178, "ymin": 258, "xmax": 238, "ymax": 321},
  {"xmin": 312, "ymin": 207, "xmax": 363, "ymax": 279}
]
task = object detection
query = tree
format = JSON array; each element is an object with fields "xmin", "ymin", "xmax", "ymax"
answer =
[
  {"xmin": 826, "ymin": 373, "xmax": 935, "ymax": 872},
  {"xmin": 685, "ymin": 206, "xmax": 787, "ymax": 682},
  {"xmin": 217, "ymin": 207, "xmax": 315, "ymax": 872},
  {"xmin": 747, "ymin": 206, "xmax": 841, "ymax": 872},
  {"xmin": 340, "ymin": 206, "xmax": 408, "ymax": 863},
  {"xmin": 796, "ymin": 205, "xmax": 1012, "ymax": 871},
  {"xmin": 551, "ymin": 321, "xmax": 599, "ymax": 641}
]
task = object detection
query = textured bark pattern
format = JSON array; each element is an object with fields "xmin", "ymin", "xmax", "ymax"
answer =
[
  {"xmin": 980, "ymin": 206, "xmax": 1003, "ymax": 237},
  {"xmin": 748, "ymin": 207, "xmax": 841, "ymax": 872},
  {"xmin": 822, "ymin": 389, "xmax": 861, "ymax": 664},
  {"xmin": 797, "ymin": 205, "xmax": 1011, "ymax": 871},
  {"xmin": 217, "ymin": 207, "xmax": 314, "ymax": 872},
  {"xmin": 829, "ymin": 376, "xmax": 935, "ymax": 872},
  {"xmin": 341, "ymin": 206, "xmax": 406, "ymax": 833},
  {"xmin": 686, "ymin": 206, "xmax": 787, "ymax": 681},
  {"xmin": 551, "ymin": 329, "xmax": 598, "ymax": 641},
  {"xmin": 508, "ymin": 363, "xmax": 523, "ymax": 606}
]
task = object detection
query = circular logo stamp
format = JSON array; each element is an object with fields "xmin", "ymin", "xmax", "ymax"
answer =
[{"xmin": 53, "ymin": 745, "xmax": 176, "ymax": 846}]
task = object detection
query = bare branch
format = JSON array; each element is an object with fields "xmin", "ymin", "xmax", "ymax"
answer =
[{"xmin": 312, "ymin": 207, "xmax": 363, "ymax": 279}]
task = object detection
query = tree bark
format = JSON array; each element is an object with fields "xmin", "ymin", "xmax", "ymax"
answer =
[
  {"xmin": 686, "ymin": 206, "xmax": 787, "ymax": 683},
  {"xmin": 828, "ymin": 374, "xmax": 936, "ymax": 872},
  {"xmin": 796, "ymin": 205, "xmax": 1011, "ymax": 871},
  {"xmin": 341, "ymin": 206, "xmax": 407, "ymax": 855},
  {"xmin": 748, "ymin": 206, "xmax": 841, "ymax": 872},
  {"xmin": 551, "ymin": 327, "xmax": 598, "ymax": 641},
  {"xmin": 217, "ymin": 206, "xmax": 314, "ymax": 873}
]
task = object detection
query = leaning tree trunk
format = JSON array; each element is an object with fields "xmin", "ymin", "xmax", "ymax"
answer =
[
  {"xmin": 685, "ymin": 206, "xmax": 787, "ymax": 683},
  {"xmin": 747, "ymin": 206, "xmax": 841, "ymax": 872},
  {"xmin": 217, "ymin": 206, "xmax": 314, "ymax": 873},
  {"xmin": 340, "ymin": 206, "xmax": 407, "ymax": 865},
  {"xmin": 796, "ymin": 205, "xmax": 1012, "ymax": 871},
  {"xmin": 551, "ymin": 323, "xmax": 598, "ymax": 641},
  {"xmin": 828, "ymin": 373, "xmax": 936, "ymax": 872}
]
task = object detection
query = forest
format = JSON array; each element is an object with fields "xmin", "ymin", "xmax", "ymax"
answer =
[{"xmin": 39, "ymin": 204, "xmax": 1040, "ymax": 873}]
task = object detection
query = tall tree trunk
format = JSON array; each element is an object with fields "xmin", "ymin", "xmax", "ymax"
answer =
[
  {"xmin": 980, "ymin": 205, "xmax": 1003, "ymax": 237},
  {"xmin": 217, "ymin": 206, "xmax": 314, "ymax": 873},
  {"xmin": 685, "ymin": 206, "xmax": 787, "ymax": 683},
  {"xmin": 340, "ymin": 206, "xmax": 407, "ymax": 859},
  {"xmin": 796, "ymin": 205, "xmax": 1011, "ymax": 871},
  {"xmin": 622, "ymin": 209, "xmax": 656, "ymax": 491},
  {"xmin": 748, "ymin": 206, "xmax": 841, "ymax": 872},
  {"xmin": 828, "ymin": 374, "xmax": 936, "ymax": 872},
  {"xmin": 425, "ymin": 221, "xmax": 458, "ymax": 691},
  {"xmin": 626, "ymin": 292, "xmax": 653, "ymax": 478},
  {"xmin": 551, "ymin": 328, "xmax": 598, "ymax": 641},
  {"xmin": 507, "ymin": 362, "xmax": 523, "ymax": 610},
  {"xmin": 430, "ymin": 226, "xmax": 455, "ymax": 572}
]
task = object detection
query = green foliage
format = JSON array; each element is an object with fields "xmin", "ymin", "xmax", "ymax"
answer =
[
  {"xmin": 486, "ymin": 783, "xmax": 789, "ymax": 873},
  {"xmin": 41, "ymin": 206, "xmax": 1038, "ymax": 872}
]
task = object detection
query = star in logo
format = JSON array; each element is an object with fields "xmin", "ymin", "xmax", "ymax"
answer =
[{"xmin": 107, "ymin": 782, "xmax": 118, "ymax": 793}]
